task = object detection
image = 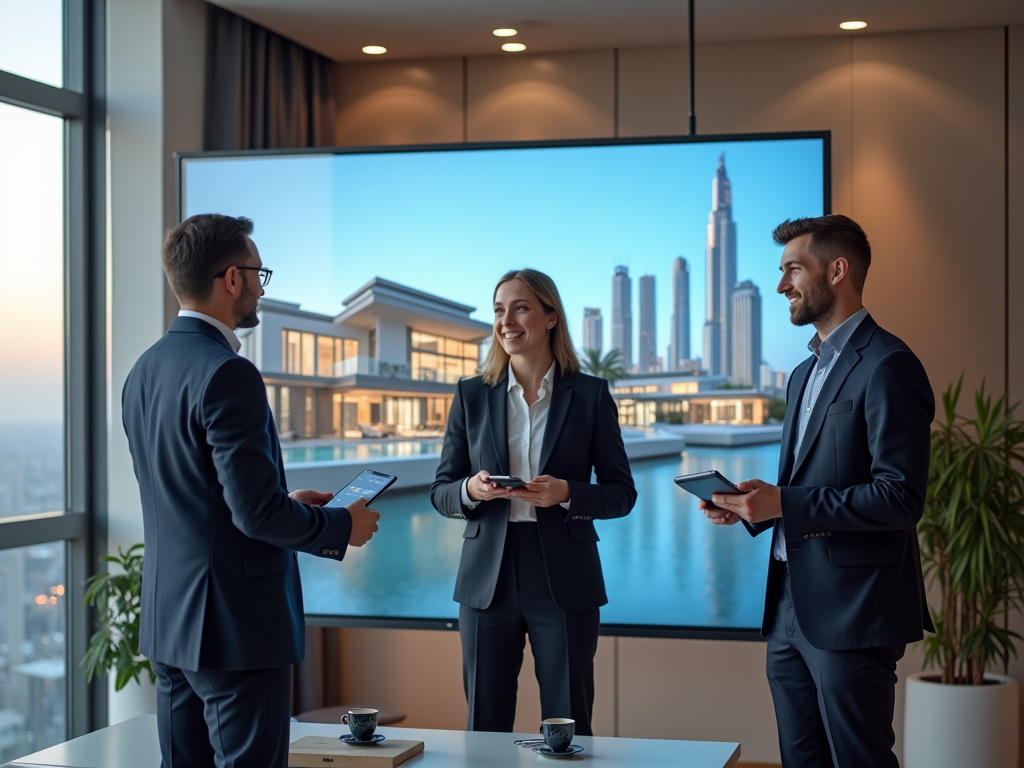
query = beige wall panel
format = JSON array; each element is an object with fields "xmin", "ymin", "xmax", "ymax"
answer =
[
  {"xmin": 617, "ymin": 45, "xmax": 689, "ymax": 137},
  {"xmin": 617, "ymin": 638, "xmax": 779, "ymax": 763},
  {"xmin": 1010, "ymin": 26, "xmax": 1024, "ymax": 407},
  {"xmin": 850, "ymin": 29, "xmax": 1006, "ymax": 400},
  {"xmin": 340, "ymin": 628, "xmax": 467, "ymax": 729},
  {"xmin": 1007, "ymin": 27, "xmax": 1024, "ymax": 766},
  {"xmin": 161, "ymin": 0, "xmax": 209, "ymax": 328},
  {"xmin": 698, "ymin": 37, "xmax": 853, "ymax": 217},
  {"xmin": 339, "ymin": 628, "xmax": 616, "ymax": 734},
  {"xmin": 335, "ymin": 58, "xmax": 464, "ymax": 146},
  {"xmin": 467, "ymin": 51, "xmax": 615, "ymax": 142}
]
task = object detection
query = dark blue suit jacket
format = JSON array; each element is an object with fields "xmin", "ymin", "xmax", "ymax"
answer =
[
  {"xmin": 431, "ymin": 368, "xmax": 636, "ymax": 613},
  {"xmin": 749, "ymin": 314, "xmax": 935, "ymax": 650},
  {"xmin": 122, "ymin": 317, "xmax": 352, "ymax": 671}
]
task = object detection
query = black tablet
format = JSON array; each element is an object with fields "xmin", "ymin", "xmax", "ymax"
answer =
[
  {"xmin": 673, "ymin": 470, "xmax": 743, "ymax": 503},
  {"xmin": 323, "ymin": 468, "xmax": 397, "ymax": 509}
]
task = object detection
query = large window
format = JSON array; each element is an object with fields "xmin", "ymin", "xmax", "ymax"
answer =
[
  {"xmin": 1, "ymin": 0, "xmax": 104, "ymax": 754},
  {"xmin": 409, "ymin": 331, "xmax": 479, "ymax": 384},
  {"xmin": 282, "ymin": 330, "xmax": 357, "ymax": 377}
]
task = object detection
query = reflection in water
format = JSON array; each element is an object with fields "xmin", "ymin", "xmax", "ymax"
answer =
[{"xmin": 300, "ymin": 445, "xmax": 779, "ymax": 629}]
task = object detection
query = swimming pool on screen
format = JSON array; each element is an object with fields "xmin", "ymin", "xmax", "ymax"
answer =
[{"xmin": 296, "ymin": 444, "xmax": 778, "ymax": 631}]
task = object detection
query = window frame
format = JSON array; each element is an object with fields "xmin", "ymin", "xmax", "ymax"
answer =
[{"xmin": 0, "ymin": 0, "xmax": 108, "ymax": 738}]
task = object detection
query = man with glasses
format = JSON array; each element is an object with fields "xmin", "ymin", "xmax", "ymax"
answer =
[{"xmin": 122, "ymin": 214, "xmax": 381, "ymax": 768}]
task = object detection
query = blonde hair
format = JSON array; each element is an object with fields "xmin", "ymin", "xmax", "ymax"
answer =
[{"xmin": 480, "ymin": 269, "xmax": 580, "ymax": 386}]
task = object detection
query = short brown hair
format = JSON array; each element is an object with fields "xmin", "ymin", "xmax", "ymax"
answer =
[
  {"xmin": 772, "ymin": 214, "xmax": 871, "ymax": 292},
  {"xmin": 162, "ymin": 214, "xmax": 254, "ymax": 302},
  {"xmin": 480, "ymin": 269, "xmax": 580, "ymax": 386}
]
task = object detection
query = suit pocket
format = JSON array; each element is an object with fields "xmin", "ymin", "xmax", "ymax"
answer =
[
  {"xmin": 826, "ymin": 399, "xmax": 854, "ymax": 416},
  {"xmin": 463, "ymin": 520, "xmax": 481, "ymax": 538},
  {"xmin": 828, "ymin": 542, "xmax": 898, "ymax": 566},
  {"xmin": 567, "ymin": 525, "xmax": 599, "ymax": 542},
  {"xmin": 243, "ymin": 550, "xmax": 292, "ymax": 578}
]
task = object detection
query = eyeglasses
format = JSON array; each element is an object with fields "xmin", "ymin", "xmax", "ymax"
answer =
[{"xmin": 215, "ymin": 266, "xmax": 273, "ymax": 287}]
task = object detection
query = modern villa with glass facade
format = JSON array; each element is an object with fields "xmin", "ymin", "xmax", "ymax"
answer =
[
  {"xmin": 238, "ymin": 278, "xmax": 492, "ymax": 439},
  {"xmin": 612, "ymin": 371, "xmax": 772, "ymax": 427}
]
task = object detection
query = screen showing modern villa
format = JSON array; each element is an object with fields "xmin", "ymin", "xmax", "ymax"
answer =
[{"xmin": 179, "ymin": 133, "xmax": 828, "ymax": 635}]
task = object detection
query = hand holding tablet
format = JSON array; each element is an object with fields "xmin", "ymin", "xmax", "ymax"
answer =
[{"xmin": 673, "ymin": 470, "xmax": 743, "ymax": 503}]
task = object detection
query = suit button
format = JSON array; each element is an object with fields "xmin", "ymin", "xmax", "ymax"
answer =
[{"xmin": 803, "ymin": 535, "xmax": 809, "ymax": 539}]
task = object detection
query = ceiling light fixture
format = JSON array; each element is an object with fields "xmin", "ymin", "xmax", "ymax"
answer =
[
  {"xmin": 839, "ymin": 20, "xmax": 867, "ymax": 30},
  {"xmin": 362, "ymin": 45, "xmax": 387, "ymax": 55},
  {"xmin": 493, "ymin": 28, "xmax": 517, "ymax": 37},
  {"xmin": 501, "ymin": 42, "xmax": 527, "ymax": 52}
]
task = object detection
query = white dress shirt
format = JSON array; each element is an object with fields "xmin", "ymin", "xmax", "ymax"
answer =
[
  {"xmin": 178, "ymin": 310, "xmax": 241, "ymax": 353},
  {"xmin": 461, "ymin": 361, "xmax": 571, "ymax": 520}
]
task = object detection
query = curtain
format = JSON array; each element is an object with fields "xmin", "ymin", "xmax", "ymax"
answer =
[{"xmin": 205, "ymin": 5, "xmax": 335, "ymax": 151}]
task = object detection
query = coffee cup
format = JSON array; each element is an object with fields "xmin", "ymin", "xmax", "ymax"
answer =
[
  {"xmin": 541, "ymin": 718, "xmax": 574, "ymax": 753},
  {"xmin": 341, "ymin": 708, "xmax": 378, "ymax": 741}
]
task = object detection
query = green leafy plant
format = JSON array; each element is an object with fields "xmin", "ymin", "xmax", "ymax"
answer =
[
  {"xmin": 80, "ymin": 543, "xmax": 154, "ymax": 690},
  {"xmin": 919, "ymin": 377, "xmax": 1024, "ymax": 684},
  {"xmin": 580, "ymin": 348, "xmax": 628, "ymax": 384}
]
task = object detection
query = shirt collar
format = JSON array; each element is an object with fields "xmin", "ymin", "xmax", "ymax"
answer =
[
  {"xmin": 807, "ymin": 306, "xmax": 868, "ymax": 360},
  {"xmin": 178, "ymin": 310, "xmax": 241, "ymax": 353},
  {"xmin": 507, "ymin": 360, "xmax": 557, "ymax": 396}
]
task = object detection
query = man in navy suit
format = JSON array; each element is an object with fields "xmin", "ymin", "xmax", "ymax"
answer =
[
  {"xmin": 702, "ymin": 215, "xmax": 934, "ymax": 767},
  {"xmin": 122, "ymin": 214, "xmax": 380, "ymax": 768}
]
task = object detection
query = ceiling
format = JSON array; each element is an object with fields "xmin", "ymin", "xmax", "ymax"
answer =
[{"xmin": 210, "ymin": 0, "xmax": 1024, "ymax": 63}]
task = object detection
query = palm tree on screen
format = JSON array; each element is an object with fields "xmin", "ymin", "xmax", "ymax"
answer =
[{"xmin": 581, "ymin": 348, "xmax": 628, "ymax": 385}]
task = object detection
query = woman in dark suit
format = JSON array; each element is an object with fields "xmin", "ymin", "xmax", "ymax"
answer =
[{"xmin": 431, "ymin": 268, "xmax": 636, "ymax": 734}]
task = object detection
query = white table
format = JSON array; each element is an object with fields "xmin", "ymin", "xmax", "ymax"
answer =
[{"xmin": 6, "ymin": 715, "xmax": 740, "ymax": 768}]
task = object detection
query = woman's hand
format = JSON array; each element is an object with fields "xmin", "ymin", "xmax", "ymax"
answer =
[
  {"xmin": 510, "ymin": 475, "xmax": 570, "ymax": 507},
  {"xmin": 466, "ymin": 470, "xmax": 515, "ymax": 502}
]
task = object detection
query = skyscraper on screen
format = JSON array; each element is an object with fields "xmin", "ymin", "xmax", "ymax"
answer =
[
  {"xmin": 730, "ymin": 280, "xmax": 762, "ymax": 388},
  {"xmin": 703, "ymin": 155, "xmax": 738, "ymax": 377},
  {"xmin": 638, "ymin": 275, "xmax": 657, "ymax": 372},
  {"xmin": 669, "ymin": 256, "xmax": 690, "ymax": 371},
  {"xmin": 611, "ymin": 266, "xmax": 632, "ymax": 368},
  {"xmin": 583, "ymin": 308, "xmax": 603, "ymax": 354}
]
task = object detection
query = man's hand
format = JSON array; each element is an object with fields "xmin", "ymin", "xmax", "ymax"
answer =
[
  {"xmin": 345, "ymin": 496, "xmax": 380, "ymax": 547},
  {"xmin": 709, "ymin": 478, "xmax": 782, "ymax": 525},
  {"xmin": 510, "ymin": 475, "xmax": 571, "ymax": 507},
  {"xmin": 289, "ymin": 488, "xmax": 335, "ymax": 506},
  {"xmin": 467, "ymin": 470, "xmax": 515, "ymax": 502}
]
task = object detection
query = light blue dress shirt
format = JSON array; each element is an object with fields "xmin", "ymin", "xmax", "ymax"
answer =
[{"xmin": 773, "ymin": 306, "xmax": 868, "ymax": 561}]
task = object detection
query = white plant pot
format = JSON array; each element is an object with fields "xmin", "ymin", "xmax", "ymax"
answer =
[{"xmin": 904, "ymin": 671, "xmax": 1019, "ymax": 768}]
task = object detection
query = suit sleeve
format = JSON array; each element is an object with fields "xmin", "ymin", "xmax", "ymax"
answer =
[
  {"xmin": 202, "ymin": 356, "xmax": 353, "ymax": 559},
  {"xmin": 779, "ymin": 349, "xmax": 935, "ymax": 536},
  {"xmin": 430, "ymin": 379, "xmax": 475, "ymax": 519},
  {"xmin": 564, "ymin": 382, "xmax": 637, "ymax": 521}
]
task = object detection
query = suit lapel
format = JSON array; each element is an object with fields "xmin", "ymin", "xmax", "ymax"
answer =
[
  {"xmin": 778, "ymin": 357, "xmax": 814, "ymax": 485},
  {"xmin": 539, "ymin": 369, "xmax": 573, "ymax": 475},
  {"xmin": 486, "ymin": 374, "xmax": 509, "ymax": 475},
  {"xmin": 789, "ymin": 316, "xmax": 876, "ymax": 481}
]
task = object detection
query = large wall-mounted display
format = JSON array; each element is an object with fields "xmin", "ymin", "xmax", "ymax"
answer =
[{"xmin": 179, "ymin": 132, "xmax": 828, "ymax": 638}]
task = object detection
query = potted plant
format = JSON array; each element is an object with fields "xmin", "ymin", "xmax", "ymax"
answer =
[
  {"xmin": 80, "ymin": 544, "xmax": 154, "ymax": 691},
  {"xmin": 904, "ymin": 378, "xmax": 1024, "ymax": 768}
]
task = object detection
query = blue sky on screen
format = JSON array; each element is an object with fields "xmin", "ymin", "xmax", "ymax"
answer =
[{"xmin": 183, "ymin": 138, "xmax": 824, "ymax": 376}]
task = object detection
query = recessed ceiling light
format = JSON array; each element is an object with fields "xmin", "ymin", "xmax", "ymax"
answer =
[
  {"xmin": 501, "ymin": 42, "xmax": 527, "ymax": 52},
  {"xmin": 493, "ymin": 28, "xmax": 517, "ymax": 37},
  {"xmin": 362, "ymin": 45, "xmax": 387, "ymax": 55},
  {"xmin": 839, "ymin": 21, "xmax": 867, "ymax": 30}
]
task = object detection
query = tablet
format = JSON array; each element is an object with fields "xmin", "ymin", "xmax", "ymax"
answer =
[
  {"xmin": 673, "ymin": 470, "xmax": 743, "ymax": 503},
  {"xmin": 323, "ymin": 468, "xmax": 397, "ymax": 509}
]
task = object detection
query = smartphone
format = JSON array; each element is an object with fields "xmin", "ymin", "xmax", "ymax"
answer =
[
  {"xmin": 487, "ymin": 475, "xmax": 527, "ymax": 489},
  {"xmin": 673, "ymin": 470, "xmax": 743, "ymax": 503},
  {"xmin": 323, "ymin": 469, "xmax": 397, "ymax": 509}
]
